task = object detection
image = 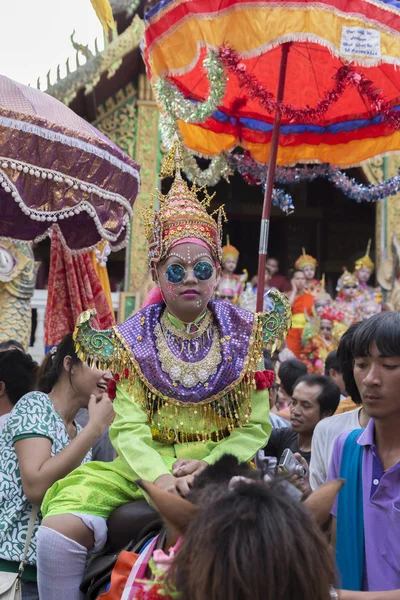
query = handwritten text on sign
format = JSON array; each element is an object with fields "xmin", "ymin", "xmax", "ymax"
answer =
[{"xmin": 340, "ymin": 27, "xmax": 381, "ymax": 58}]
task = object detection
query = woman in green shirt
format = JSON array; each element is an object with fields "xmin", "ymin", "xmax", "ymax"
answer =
[
  {"xmin": 0, "ymin": 334, "xmax": 114, "ymax": 599},
  {"xmin": 37, "ymin": 146, "xmax": 291, "ymax": 599}
]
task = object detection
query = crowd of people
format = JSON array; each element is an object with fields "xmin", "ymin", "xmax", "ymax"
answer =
[{"xmin": 0, "ymin": 148, "xmax": 399, "ymax": 600}]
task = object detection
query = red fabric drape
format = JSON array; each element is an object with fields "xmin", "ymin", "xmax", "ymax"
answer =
[{"xmin": 45, "ymin": 229, "xmax": 116, "ymax": 347}]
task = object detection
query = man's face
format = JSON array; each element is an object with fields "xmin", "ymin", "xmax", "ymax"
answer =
[
  {"xmin": 267, "ymin": 258, "xmax": 279, "ymax": 275},
  {"xmin": 290, "ymin": 382, "xmax": 324, "ymax": 435},
  {"xmin": 353, "ymin": 341, "xmax": 400, "ymax": 420}
]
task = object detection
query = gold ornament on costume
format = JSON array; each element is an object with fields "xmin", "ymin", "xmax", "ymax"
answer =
[
  {"xmin": 143, "ymin": 141, "xmax": 226, "ymax": 266},
  {"xmin": 314, "ymin": 274, "xmax": 332, "ymax": 304},
  {"xmin": 354, "ymin": 239, "xmax": 375, "ymax": 273},
  {"xmin": 294, "ymin": 247, "xmax": 318, "ymax": 271},
  {"xmin": 222, "ymin": 235, "xmax": 239, "ymax": 264},
  {"xmin": 155, "ymin": 321, "xmax": 222, "ymax": 389}
]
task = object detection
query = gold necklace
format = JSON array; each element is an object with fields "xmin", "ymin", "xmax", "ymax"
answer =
[
  {"xmin": 155, "ymin": 321, "xmax": 222, "ymax": 388},
  {"xmin": 161, "ymin": 309, "xmax": 213, "ymax": 341}
]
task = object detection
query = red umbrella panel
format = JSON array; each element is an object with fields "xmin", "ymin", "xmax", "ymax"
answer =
[{"xmin": 143, "ymin": 0, "xmax": 400, "ymax": 310}]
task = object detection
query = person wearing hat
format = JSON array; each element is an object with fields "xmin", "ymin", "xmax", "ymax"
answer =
[
  {"xmin": 334, "ymin": 270, "xmax": 363, "ymax": 326},
  {"xmin": 294, "ymin": 249, "xmax": 321, "ymax": 296},
  {"xmin": 353, "ymin": 240, "xmax": 375, "ymax": 300},
  {"xmin": 215, "ymin": 238, "xmax": 247, "ymax": 304}
]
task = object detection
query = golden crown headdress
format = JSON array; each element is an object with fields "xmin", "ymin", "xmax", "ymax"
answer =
[
  {"xmin": 294, "ymin": 248, "xmax": 318, "ymax": 271},
  {"xmin": 337, "ymin": 269, "xmax": 358, "ymax": 291},
  {"xmin": 222, "ymin": 235, "xmax": 239, "ymax": 263},
  {"xmin": 143, "ymin": 142, "xmax": 226, "ymax": 266},
  {"xmin": 354, "ymin": 240, "xmax": 375, "ymax": 273},
  {"xmin": 314, "ymin": 274, "xmax": 332, "ymax": 304}
]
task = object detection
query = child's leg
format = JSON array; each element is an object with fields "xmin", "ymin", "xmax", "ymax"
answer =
[{"xmin": 37, "ymin": 514, "xmax": 107, "ymax": 600}]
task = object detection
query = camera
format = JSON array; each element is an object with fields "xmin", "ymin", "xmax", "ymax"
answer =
[{"xmin": 278, "ymin": 448, "xmax": 307, "ymax": 478}]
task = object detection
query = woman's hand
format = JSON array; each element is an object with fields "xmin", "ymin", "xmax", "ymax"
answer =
[
  {"xmin": 172, "ymin": 458, "xmax": 208, "ymax": 478},
  {"xmin": 88, "ymin": 393, "xmax": 115, "ymax": 435}
]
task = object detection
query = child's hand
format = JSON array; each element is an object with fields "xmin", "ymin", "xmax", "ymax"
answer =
[{"xmin": 172, "ymin": 459, "xmax": 208, "ymax": 478}]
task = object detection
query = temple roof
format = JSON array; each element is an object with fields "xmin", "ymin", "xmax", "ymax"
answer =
[{"xmin": 45, "ymin": 15, "xmax": 143, "ymax": 108}]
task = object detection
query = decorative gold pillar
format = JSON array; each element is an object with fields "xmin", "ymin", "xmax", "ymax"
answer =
[
  {"xmin": 363, "ymin": 156, "xmax": 400, "ymax": 272},
  {"xmin": 125, "ymin": 74, "xmax": 160, "ymax": 309}
]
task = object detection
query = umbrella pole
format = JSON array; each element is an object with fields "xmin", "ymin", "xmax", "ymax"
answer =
[{"xmin": 256, "ymin": 42, "xmax": 291, "ymax": 313}]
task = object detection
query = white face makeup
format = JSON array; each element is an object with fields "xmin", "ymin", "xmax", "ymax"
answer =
[
  {"xmin": 343, "ymin": 283, "xmax": 358, "ymax": 298},
  {"xmin": 320, "ymin": 319, "xmax": 333, "ymax": 340},
  {"xmin": 155, "ymin": 242, "xmax": 220, "ymax": 323},
  {"xmin": 223, "ymin": 257, "xmax": 237, "ymax": 274},
  {"xmin": 303, "ymin": 266, "xmax": 315, "ymax": 280},
  {"xmin": 357, "ymin": 267, "xmax": 371, "ymax": 283}
]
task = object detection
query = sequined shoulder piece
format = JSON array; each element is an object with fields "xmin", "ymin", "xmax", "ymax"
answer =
[
  {"xmin": 257, "ymin": 289, "xmax": 292, "ymax": 353},
  {"xmin": 73, "ymin": 309, "xmax": 129, "ymax": 372}
]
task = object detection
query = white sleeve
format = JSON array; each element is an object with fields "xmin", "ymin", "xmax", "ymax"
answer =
[{"xmin": 309, "ymin": 421, "xmax": 327, "ymax": 490}]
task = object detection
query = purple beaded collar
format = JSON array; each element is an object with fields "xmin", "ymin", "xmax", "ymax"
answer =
[{"xmin": 117, "ymin": 301, "xmax": 255, "ymax": 404}]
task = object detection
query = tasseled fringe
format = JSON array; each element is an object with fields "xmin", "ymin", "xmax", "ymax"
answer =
[{"xmin": 73, "ymin": 304, "xmax": 290, "ymax": 445}]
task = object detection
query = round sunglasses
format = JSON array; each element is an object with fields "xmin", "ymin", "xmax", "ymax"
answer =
[{"xmin": 165, "ymin": 261, "xmax": 214, "ymax": 284}]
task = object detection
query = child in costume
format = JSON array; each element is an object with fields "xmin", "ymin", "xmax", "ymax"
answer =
[
  {"xmin": 302, "ymin": 276, "xmax": 333, "ymax": 345},
  {"xmin": 294, "ymin": 249, "xmax": 321, "ymax": 296},
  {"xmin": 353, "ymin": 240, "xmax": 375, "ymax": 300},
  {"xmin": 36, "ymin": 145, "xmax": 291, "ymax": 600},
  {"xmin": 334, "ymin": 270, "xmax": 362, "ymax": 326},
  {"xmin": 215, "ymin": 238, "xmax": 247, "ymax": 304},
  {"xmin": 353, "ymin": 240, "xmax": 382, "ymax": 312},
  {"xmin": 313, "ymin": 276, "xmax": 333, "ymax": 315},
  {"xmin": 286, "ymin": 270, "xmax": 314, "ymax": 358},
  {"xmin": 300, "ymin": 307, "xmax": 345, "ymax": 374}
]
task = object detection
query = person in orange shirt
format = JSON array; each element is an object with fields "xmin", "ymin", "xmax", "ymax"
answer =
[{"xmin": 286, "ymin": 270, "xmax": 314, "ymax": 358}]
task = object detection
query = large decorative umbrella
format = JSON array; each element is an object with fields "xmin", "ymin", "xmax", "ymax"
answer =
[
  {"xmin": 142, "ymin": 0, "xmax": 400, "ymax": 309},
  {"xmin": 0, "ymin": 75, "xmax": 140, "ymax": 252}
]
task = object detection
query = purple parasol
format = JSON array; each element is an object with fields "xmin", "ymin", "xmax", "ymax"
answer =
[{"xmin": 0, "ymin": 75, "xmax": 140, "ymax": 252}]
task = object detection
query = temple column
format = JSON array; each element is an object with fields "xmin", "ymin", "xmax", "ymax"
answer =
[
  {"xmin": 363, "ymin": 156, "xmax": 400, "ymax": 271},
  {"xmin": 94, "ymin": 77, "xmax": 160, "ymax": 320},
  {"xmin": 124, "ymin": 74, "xmax": 160, "ymax": 315}
]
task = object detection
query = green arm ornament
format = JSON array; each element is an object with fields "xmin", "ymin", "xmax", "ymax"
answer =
[
  {"xmin": 73, "ymin": 309, "xmax": 128, "ymax": 373},
  {"xmin": 257, "ymin": 289, "xmax": 292, "ymax": 354},
  {"xmin": 73, "ymin": 291, "xmax": 291, "ymax": 375}
]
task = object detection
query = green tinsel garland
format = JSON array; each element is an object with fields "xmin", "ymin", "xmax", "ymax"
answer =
[
  {"xmin": 154, "ymin": 50, "xmax": 231, "ymax": 187},
  {"xmin": 153, "ymin": 50, "xmax": 226, "ymax": 125}
]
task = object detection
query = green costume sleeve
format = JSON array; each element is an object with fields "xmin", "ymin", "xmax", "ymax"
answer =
[
  {"xmin": 202, "ymin": 388, "xmax": 271, "ymax": 465},
  {"xmin": 109, "ymin": 382, "xmax": 171, "ymax": 482}
]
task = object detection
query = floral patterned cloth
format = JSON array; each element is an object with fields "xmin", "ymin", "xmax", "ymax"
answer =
[
  {"xmin": 0, "ymin": 392, "xmax": 91, "ymax": 567},
  {"xmin": 44, "ymin": 228, "xmax": 115, "ymax": 347}
]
